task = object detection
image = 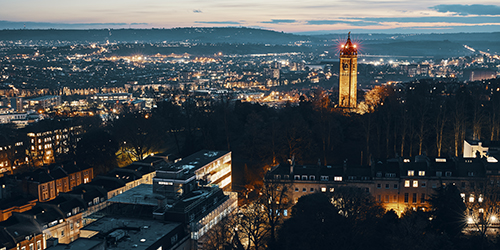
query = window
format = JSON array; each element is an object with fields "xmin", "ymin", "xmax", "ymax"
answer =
[
  {"xmin": 310, "ymin": 188, "xmax": 314, "ymax": 192},
  {"xmin": 461, "ymin": 182, "xmax": 466, "ymax": 188},
  {"xmin": 469, "ymin": 194, "xmax": 474, "ymax": 203},
  {"xmin": 294, "ymin": 175, "xmax": 300, "ymax": 180},
  {"xmin": 295, "ymin": 187, "xmax": 299, "ymax": 192},
  {"xmin": 377, "ymin": 183, "xmax": 381, "ymax": 189},
  {"xmin": 309, "ymin": 175, "xmax": 315, "ymax": 181},
  {"xmin": 413, "ymin": 180, "xmax": 418, "ymax": 188},
  {"xmin": 321, "ymin": 187, "xmax": 326, "ymax": 192},
  {"xmin": 407, "ymin": 170, "xmax": 414, "ymax": 176},
  {"xmin": 418, "ymin": 171, "xmax": 425, "ymax": 176},
  {"xmin": 460, "ymin": 193, "xmax": 465, "ymax": 201},
  {"xmin": 385, "ymin": 184, "xmax": 390, "ymax": 189},
  {"xmin": 365, "ymin": 187, "xmax": 370, "ymax": 193},
  {"xmin": 284, "ymin": 209, "xmax": 288, "ymax": 216},
  {"xmin": 330, "ymin": 187, "xmax": 335, "ymax": 192},
  {"xmin": 377, "ymin": 195, "xmax": 381, "ymax": 202},
  {"xmin": 334, "ymin": 176, "xmax": 342, "ymax": 182},
  {"xmin": 404, "ymin": 180, "xmax": 410, "ymax": 187},
  {"xmin": 385, "ymin": 195, "xmax": 389, "ymax": 202},
  {"xmin": 29, "ymin": 243, "xmax": 34, "ymax": 250},
  {"xmin": 393, "ymin": 195, "xmax": 397, "ymax": 203},
  {"xmin": 421, "ymin": 182, "xmax": 426, "ymax": 187},
  {"xmin": 274, "ymin": 175, "xmax": 281, "ymax": 180},
  {"xmin": 436, "ymin": 171, "xmax": 442, "ymax": 177},
  {"xmin": 61, "ymin": 230, "xmax": 64, "ymax": 236},
  {"xmin": 421, "ymin": 193, "xmax": 426, "ymax": 203},
  {"xmin": 468, "ymin": 172, "xmax": 474, "ymax": 177},
  {"xmin": 321, "ymin": 176, "xmax": 329, "ymax": 181},
  {"xmin": 412, "ymin": 193, "xmax": 417, "ymax": 203},
  {"xmin": 301, "ymin": 175, "xmax": 307, "ymax": 180},
  {"xmin": 37, "ymin": 241, "xmax": 41, "ymax": 250},
  {"xmin": 394, "ymin": 184, "xmax": 398, "ymax": 189},
  {"xmin": 446, "ymin": 171, "xmax": 452, "ymax": 177},
  {"xmin": 302, "ymin": 188, "xmax": 306, "ymax": 192},
  {"xmin": 404, "ymin": 193, "xmax": 409, "ymax": 203}
]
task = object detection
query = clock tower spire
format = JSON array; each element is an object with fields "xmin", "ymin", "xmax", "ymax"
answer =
[{"xmin": 339, "ymin": 32, "xmax": 358, "ymax": 108}]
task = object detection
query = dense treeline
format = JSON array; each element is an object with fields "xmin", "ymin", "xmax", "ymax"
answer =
[
  {"xmin": 275, "ymin": 185, "xmax": 500, "ymax": 250},
  {"xmin": 87, "ymin": 77, "xmax": 500, "ymax": 187}
]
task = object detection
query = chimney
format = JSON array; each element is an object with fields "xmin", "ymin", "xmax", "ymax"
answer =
[{"xmin": 289, "ymin": 156, "xmax": 295, "ymax": 175}]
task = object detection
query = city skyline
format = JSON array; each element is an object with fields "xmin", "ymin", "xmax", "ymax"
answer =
[{"xmin": 1, "ymin": 1, "xmax": 500, "ymax": 33}]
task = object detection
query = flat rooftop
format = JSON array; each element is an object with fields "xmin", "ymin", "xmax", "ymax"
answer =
[
  {"xmin": 156, "ymin": 150, "xmax": 230, "ymax": 180},
  {"xmin": 47, "ymin": 238, "xmax": 103, "ymax": 250},
  {"xmin": 81, "ymin": 217, "xmax": 181, "ymax": 250},
  {"xmin": 108, "ymin": 184, "xmax": 165, "ymax": 206}
]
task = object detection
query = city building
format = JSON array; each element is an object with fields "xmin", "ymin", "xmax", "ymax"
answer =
[
  {"xmin": 18, "ymin": 162, "xmax": 94, "ymax": 202},
  {"xmin": 339, "ymin": 32, "xmax": 358, "ymax": 108},
  {"xmin": 266, "ymin": 154, "xmax": 500, "ymax": 215},
  {"xmin": 27, "ymin": 95, "xmax": 62, "ymax": 109},
  {"xmin": 26, "ymin": 124, "xmax": 84, "ymax": 166},
  {"xmin": 90, "ymin": 93, "xmax": 132, "ymax": 102}
]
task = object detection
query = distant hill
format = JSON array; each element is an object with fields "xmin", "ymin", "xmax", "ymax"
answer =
[
  {"xmin": 0, "ymin": 27, "xmax": 498, "ymax": 58},
  {"xmin": 0, "ymin": 27, "xmax": 311, "ymax": 45},
  {"xmin": 315, "ymin": 32, "xmax": 500, "ymax": 57}
]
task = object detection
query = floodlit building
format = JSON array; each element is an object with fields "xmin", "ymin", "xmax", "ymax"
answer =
[{"xmin": 339, "ymin": 32, "xmax": 358, "ymax": 108}]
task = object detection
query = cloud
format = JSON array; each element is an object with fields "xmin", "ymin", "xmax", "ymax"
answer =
[
  {"xmin": 430, "ymin": 4, "xmax": 500, "ymax": 16},
  {"xmin": 350, "ymin": 16, "xmax": 500, "ymax": 24},
  {"xmin": 195, "ymin": 21, "xmax": 241, "ymax": 24},
  {"xmin": 261, "ymin": 19, "xmax": 296, "ymax": 24},
  {"xmin": 306, "ymin": 19, "xmax": 375, "ymax": 26},
  {"xmin": 193, "ymin": 9, "xmax": 202, "ymax": 13},
  {"xmin": 0, "ymin": 21, "xmax": 146, "ymax": 29}
]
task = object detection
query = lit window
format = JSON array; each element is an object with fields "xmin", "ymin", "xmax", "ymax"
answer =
[
  {"xmin": 413, "ymin": 180, "xmax": 418, "ymax": 188},
  {"xmin": 407, "ymin": 170, "xmax": 414, "ymax": 176},
  {"xmin": 460, "ymin": 193, "xmax": 465, "ymax": 201},
  {"xmin": 404, "ymin": 180, "xmax": 410, "ymax": 187},
  {"xmin": 321, "ymin": 187, "xmax": 326, "ymax": 192},
  {"xmin": 330, "ymin": 187, "xmax": 334, "ymax": 192},
  {"xmin": 334, "ymin": 176, "xmax": 342, "ymax": 182},
  {"xmin": 479, "ymin": 194, "xmax": 483, "ymax": 203},
  {"xmin": 469, "ymin": 194, "xmax": 474, "ymax": 203},
  {"xmin": 418, "ymin": 171, "xmax": 425, "ymax": 176}
]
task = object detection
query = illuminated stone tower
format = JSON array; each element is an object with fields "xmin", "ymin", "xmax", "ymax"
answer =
[{"xmin": 339, "ymin": 32, "xmax": 358, "ymax": 108}]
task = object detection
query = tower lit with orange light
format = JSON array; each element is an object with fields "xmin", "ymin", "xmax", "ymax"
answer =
[{"xmin": 339, "ymin": 32, "xmax": 358, "ymax": 108}]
